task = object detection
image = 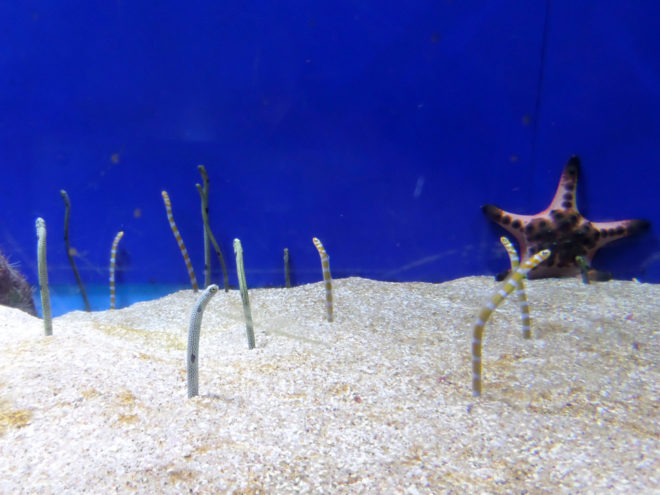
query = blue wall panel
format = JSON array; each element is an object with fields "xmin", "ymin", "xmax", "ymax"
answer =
[{"xmin": 0, "ymin": 1, "xmax": 657, "ymax": 313}]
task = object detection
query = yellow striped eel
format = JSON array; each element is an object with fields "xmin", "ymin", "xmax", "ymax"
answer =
[
  {"xmin": 499, "ymin": 236, "xmax": 533, "ymax": 339},
  {"xmin": 161, "ymin": 190, "xmax": 198, "ymax": 291},
  {"xmin": 472, "ymin": 248, "xmax": 551, "ymax": 397},
  {"xmin": 109, "ymin": 231, "xmax": 124, "ymax": 310}
]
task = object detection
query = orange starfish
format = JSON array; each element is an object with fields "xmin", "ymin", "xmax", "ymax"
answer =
[{"xmin": 482, "ymin": 155, "xmax": 650, "ymax": 281}]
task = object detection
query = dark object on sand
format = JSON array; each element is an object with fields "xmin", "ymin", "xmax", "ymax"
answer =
[{"xmin": 0, "ymin": 249, "xmax": 37, "ymax": 316}]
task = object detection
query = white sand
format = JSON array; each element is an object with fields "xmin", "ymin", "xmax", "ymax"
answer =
[{"xmin": 0, "ymin": 276, "xmax": 658, "ymax": 493}]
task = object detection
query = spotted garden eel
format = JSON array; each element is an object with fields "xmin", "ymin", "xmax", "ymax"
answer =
[
  {"xmin": 35, "ymin": 217, "xmax": 52, "ymax": 336},
  {"xmin": 233, "ymin": 238, "xmax": 256, "ymax": 349},
  {"xmin": 187, "ymin": 284, "xmax": 219, "ymax": 398}
]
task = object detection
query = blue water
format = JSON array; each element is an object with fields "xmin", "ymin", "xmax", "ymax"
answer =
[
  {"xmin": 1, "ymin": 2, "xmax": 658, "ymax": 305},
  {"xmin": 34, "ymin": 284, "xmax": 191, "ymax": 317}
]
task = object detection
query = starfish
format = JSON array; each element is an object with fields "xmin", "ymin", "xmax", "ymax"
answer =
[{"xmin": 482, "ymin": 155, "xmax": 650, "ymax": 281}]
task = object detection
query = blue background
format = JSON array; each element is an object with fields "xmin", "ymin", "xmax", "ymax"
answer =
[{"xmin": 1, "ymin": 1, "xmax": 658, "ymax": 313}]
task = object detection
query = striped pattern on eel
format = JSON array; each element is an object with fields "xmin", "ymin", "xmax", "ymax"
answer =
[
  {"xmin": 161, "ymin": 190, "xmax": 198, "ymax": 292},
  {"xmin": 499, "ymin": 236, "xmax": 532, "ymax": 339},
  {"xmin": 472, "ymin": 248, "xmax": 551, "ymax": 397},
  {"xmin": 312, "ymin": 237, "xmax": 333, "ymax": 322},
  {"xmin": 109, "ymin": 230, "xmax": 124, "ymax": 310}
]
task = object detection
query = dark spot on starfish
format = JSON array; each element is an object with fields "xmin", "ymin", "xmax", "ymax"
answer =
[
  {"xmin": 481, "ymin": 204, "xmax": 502, "ymax": 221},
  {"xmin": 539, "ymin": 220, "xmax": 547, "ymax": 228},
  {"xmin": 566, "ymin": 156, "xmax": 580, "ymax": 176},
  {"xmin": 551, "ymin": 210, "xmax": 563, "ymax": 220},
  {"xmin": 557, "ymin": 219, "xmax": 573, "ymax": 232},
  {"xmin": 528, "ymin": 229, "xmax": 552, "ymax": 243},
  {"xmin": 572, "ymin": 244, "xmax": 588, "ymax": 256},
  {"xmin": 562, "ymin": 201, "xmax": 572, "ymax": 208},
  {"xmin": 571, "ymin": 229, "xmax": 587, "ymax": 243},
  {"xmin": 525, "ymin": 224, "xmax": 535, "ymax": 234},
  {"xmin": 583, "ymin": 238, "xmax": 596, "ymax": 249},
  {"xmin": 627, "ymin": 219, "xmax": 651, "ymax": 234},
  {"xmin": 563, "ymin": 193, "xmax": 573, "ymax": 202},
  {"xmin": 501, "ymin": 215, "xmax": 511, "ymax": 225},
  {"xmin": 511, "ymin": 219, "xmax": 522, "ymax": 229},
  {"xmin": 582, "ymin": 230, "xmax": 596, "ymax": 249}
]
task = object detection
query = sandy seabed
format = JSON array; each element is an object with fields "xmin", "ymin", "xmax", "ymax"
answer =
[{"xmin": 0, "ymin": 276, "xmax": 658, "ymax": 494}]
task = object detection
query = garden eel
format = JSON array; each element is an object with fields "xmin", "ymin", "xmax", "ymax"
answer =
[
  {"xmin": 472, "ymin": 248, "xmax": 551, "ymax": 397},
  {"xmin": 312, "ymin": 237, "xmax": 333, "ymax": 322},
  {"xmin": 187, "ymin": 284, "xmax": 219, "ymax": 398},
  {"xmin": 60, "ymin": 190, "xmax": 91, "ymax": 311},
  {"xmin": 196, "ymin": 165, "xmax": 229, "ymax": 291},
  {"xmin": 35, "ymin": 217, "xmax": 52, "ymax": 336},
  {"xmin": 233, "ymin": 239, "xmax": 256, "ymax": 349},
  {"xmin": 109, "ymin": 231, "xmax": 124, "ymax": 310},
  {"xmin": 575, "ymin": 256, "xmax": 591, "ymax": 284},
  {"xmin": 283, "ymin": 248, "xmax": 291, "ymax": 288},
  {"xmin": 499, "ymin": 236, "xmax": 532, "ymax": 339},
  {"xmin": 161, "ymin": 190, "xmax": 198, "ymax": 291},
  {"xmin": 198, "ymin": 166, "xmax": 212, "ymax": 289}
]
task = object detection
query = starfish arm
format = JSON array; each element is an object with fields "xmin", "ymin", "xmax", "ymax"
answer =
[
  {"xmin": 546, "ymin": 155, "xmax": 580, "ymax": 213},
  {"xmin": 482, "ymin": 204, "xmax": 544, "ymax": 264},
  {"xmin": 585, "ymin": 219, "xmax": 651, "ymax": 258},
  {"xmin": 482, "ymin": 204, "xmax": 536, "ymax": 242}
]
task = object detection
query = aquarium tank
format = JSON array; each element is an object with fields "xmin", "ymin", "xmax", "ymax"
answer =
[{"xmin": 0, "ymin": 2, "xmax": 657, "ymax": 317}]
